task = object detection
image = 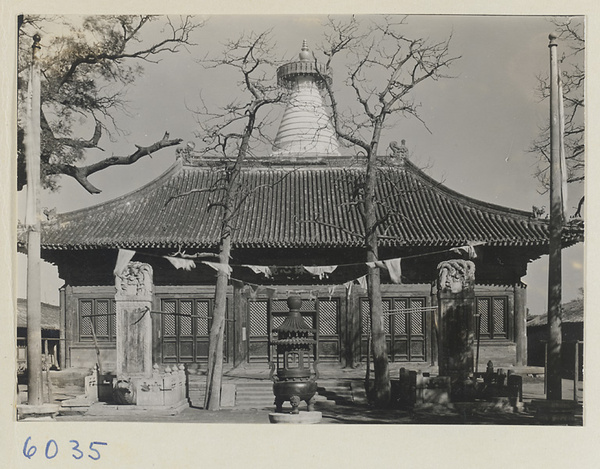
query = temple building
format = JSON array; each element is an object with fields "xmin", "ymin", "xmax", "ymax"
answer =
[{"xmin": 36, "ymin": 42, "xmax": 583, "ymax": 375}]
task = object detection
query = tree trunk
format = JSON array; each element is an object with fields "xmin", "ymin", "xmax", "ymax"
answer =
[
  {"xmin": 367, "ymin": 266, "xmax": 390, "ymax": 406},
  {"xmin": 204, "ymin": 237, "xmax": 231, "ymax": 410},
  {"xmin": 203, "ymin": 113, "xmax": 255, "ymax": 411},
  {"xmin": 364, "ymin": 137, "xmax": 391, "ymax": 407}
]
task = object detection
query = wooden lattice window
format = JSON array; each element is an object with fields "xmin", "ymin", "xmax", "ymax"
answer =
[
  {"xmin": 318, "ymin": 300, "xmax": 338, "ymax": 336},
  {"xmin": 79, "ymin": 299, "xmax": 116, "ymax": 342},
  {"xmin": 249, "ymin": 301, "xmax": 268, "ymax": 336},
  {"xmin": 477, "ymin": 296, "xmax": 508, "ymax": 339},
  {"xmin": 361, "ymin": 299, "xmax": 392, "ymax": 334}
]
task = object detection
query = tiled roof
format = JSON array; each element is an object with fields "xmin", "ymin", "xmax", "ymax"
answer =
[
  {"xmin": 39, "ymin": 158, "xmax": 583, "ymax": 251},
  {"xmin": 17, "ymin": 298, "xmax": 60, "ymax": 329},
  {"xmin": 527, "ymin": 297, "xmax": 584, "ymax": 326}
]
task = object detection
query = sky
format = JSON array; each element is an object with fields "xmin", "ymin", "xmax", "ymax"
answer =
[{"xmin": 16, "ymin": 14, "xmax": 585, "ymax": 315}]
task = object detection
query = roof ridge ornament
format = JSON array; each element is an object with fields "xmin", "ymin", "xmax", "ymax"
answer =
[{"xmin": 389, "ymin": 139, "xmax": 409, "ymax": 160}]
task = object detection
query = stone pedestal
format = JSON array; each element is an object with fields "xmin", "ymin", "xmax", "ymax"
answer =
[
  {"xmin": 134, "ymin": 364, "xmax": 187, "ymax": 407},
  {"xmin": 17, "ymin": 403, "xmax": 61, "ymax": 421},
  {"xmin": 112, "ymin": 262, "xmax": 187, "ymax": 409},
  {"xmin": 437, "ymin": 260, "xmax": 476, "ymax": 401}
]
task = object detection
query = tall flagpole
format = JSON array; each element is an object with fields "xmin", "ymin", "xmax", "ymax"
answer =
[
  {"xmin": 547, "ymin": 33, "xmax": 563, "ymax": 401},
  {"xmin": 26, "ymin": 33, "xmax": 43, "ymax": 405}
]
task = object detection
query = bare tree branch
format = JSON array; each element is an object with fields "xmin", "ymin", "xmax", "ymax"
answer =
[
  {"xmin": 17, "ymin": 15, "xmax": 204, "ymax": 193},
  {"xmin": 46, "ymin": 133, "xmax": 182, "ymax": 194}
]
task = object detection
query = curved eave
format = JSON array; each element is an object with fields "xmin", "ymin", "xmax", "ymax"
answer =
[{"xmin": 36, "ymin": 159, "xmax": 584, "ymax": 252}]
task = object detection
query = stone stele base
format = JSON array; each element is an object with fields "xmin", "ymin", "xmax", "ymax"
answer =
[
  {"xmin": 17, "ymin": 403, "xmax": 61, "ymax": 421},
  {"xmin": 85, "ymin": 399, "xmax": 189, "ymax": 417},
  {"xmin": 269, "ymin": 411, "xmax": 322, "ymax": 424}
]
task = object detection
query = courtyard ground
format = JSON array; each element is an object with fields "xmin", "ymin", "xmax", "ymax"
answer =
[{"xmin": 41, "ymin": 375, "xmax": 582, "ymax": 425}]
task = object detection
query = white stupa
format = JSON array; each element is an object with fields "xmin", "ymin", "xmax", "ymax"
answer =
[{"xmin": 272, "ymin": 40, "xmax": 341, "ymax": 157}]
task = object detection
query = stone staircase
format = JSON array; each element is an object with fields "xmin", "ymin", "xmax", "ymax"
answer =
[
  {"xmin": 235, "ymin": 381, "xmax": 275, "ymax": 409},
  {"xmin": 187, "ymin": 374, "xmax": 366, "ymax": 409},
  {"xmin": 186, "ymin": 374, "xmax": 366, "ymax": 409},
  {"xmin": 316, "ymin": 380, "xmax": 353, "ymax": 405}
]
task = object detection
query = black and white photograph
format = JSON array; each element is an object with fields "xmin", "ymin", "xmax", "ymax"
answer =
[{"xmin": 3, "ymin": 3, "xmax": 597, "ymax": 467}]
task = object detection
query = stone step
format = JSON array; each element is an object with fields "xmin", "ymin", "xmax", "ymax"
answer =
[
  {"xmin": 350, "ymin": 381, "xmax": 368, "ymax": 405},
  {"xmin": 318, "ymin": 387, "xmax": 352, "ymax": 395},
  {"xmin": 237, "ymin": 388, "xmax": 273, "ymax": 396},
  {"xmin": 188, "ymin": 377, "xmax": 362, "ymax": 407},
  {"xmin": 235, "ymin": 381, "xmax": 272, "ymax": 386},
  {"xmin": 235, "ymin": 382, "xmax": 276, "ymax": 408}
]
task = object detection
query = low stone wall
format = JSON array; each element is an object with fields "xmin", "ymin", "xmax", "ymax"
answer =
[
  {"xmin": 476, "ymin": 342, "xmax": 516, "ymax": 369},
  {"xmin": 68, "ymin": 345, "xmax": 116, "ymax": 371}
]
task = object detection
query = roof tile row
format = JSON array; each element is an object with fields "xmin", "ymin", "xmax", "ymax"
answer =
[{"xmin": 40, "ymin": 159, "xmax": 583, "ymax": 251}]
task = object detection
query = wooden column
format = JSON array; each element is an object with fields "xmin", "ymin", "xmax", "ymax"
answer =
[
  {"xmin": 151, "ymin": 294, "xmax": 162, "ymax": 366},
  {"xmin": 514, "ymin": 283, "xmax": 528, "ymax": 366},
  {"xmin": 64, "ymin": 285, "xmax": 74, "ymax": 368},
  {"xmin": 348, "ymin": 286, "xmax": 360, "ymax": 368},
  {"xmin": 233, "ymin": 281, "xmax": 246, "ymax": 366},
  {"xmin": 430, "ymin": 286, "xmax": 438, "ymax": 367},
  {"xmin": 58, "ymin": 286, "xmax": 66, "ymax": 369}
]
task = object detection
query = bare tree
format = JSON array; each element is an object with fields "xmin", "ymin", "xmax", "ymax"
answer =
[
  {"xmin": 530, "ymin": 17, "xmax": 584, "ymax": 217},
  {"xmin": 183, "ymin": 31, "xmax": 283, "ymax": 410},
  {"xmin": 318, "ymin": 15, "xmax": 459, "ymax": 407},
  {"xmin": 17, "ymin": 15, "xmax": 203, "ymax": 194}
]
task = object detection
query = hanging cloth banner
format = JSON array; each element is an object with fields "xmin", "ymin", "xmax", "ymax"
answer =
[
  {"xmin": 356, "ymin": 275, "xmax": 368, "ymax": 290},
  {"xmin": 303, "ymin": 265, "xmax": 338, "ymax": 279},
  {"xmin": 327, "ymin": 285, "xmax": 336, "ymax": 300},
  {"xmin": 248, "ymin": 283, "xmax": 260, "ymax": 299},
  {"xmin": 383, "ymin": 258, "xmax": 402, "ymax": 284},
  {"xmin": 343, "ymin": 280, "xmax": 354, "ymax": 298},
  {"xmin": 265, "ymin": 287, "xmax": 277, "ymax": 299},
  {"xmin": 202, "ymin": 261, "xmax": 232, "ymax": 278},
  {"xmin": 114, "ymin": 249, "xmax": 136, "ymax": 276},
  {"xmin": 243, "ymin": 265, "xmax": 272, "ymax": 278},
  {"xmin": 450, "ymin": 242, "xmax": 483, "ymax": 260},
  {"xmin": 165, "ymin": 256, "xmax": 196, "ymax": 271}
]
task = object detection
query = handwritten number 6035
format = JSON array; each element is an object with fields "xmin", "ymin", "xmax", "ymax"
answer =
[{"xmin": 23, "ymin": 438, "xmax": 107, "ymax": 460}]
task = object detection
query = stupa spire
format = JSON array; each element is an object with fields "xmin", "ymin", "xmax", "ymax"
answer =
[{"xmin": 272, "ymin": 41, "xmax": 340, "ymax": 157}]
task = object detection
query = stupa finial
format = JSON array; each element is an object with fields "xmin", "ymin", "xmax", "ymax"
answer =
[{"xmin": 299, "ymin": 39, "xmax": 311, "ymax": 61}]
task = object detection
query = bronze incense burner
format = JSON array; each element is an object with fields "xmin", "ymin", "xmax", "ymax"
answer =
[{"xmin": 269, "ymin": 295, "xmax": 319, "ymax": 414}]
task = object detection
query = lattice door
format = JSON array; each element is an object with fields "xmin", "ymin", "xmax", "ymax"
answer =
[
  {"xmin": 160, "ymin": 298, "xmax": 224, "ymax": 364},
  {"xmin": 246, "ymin": 297, "xmax": 341, "ymax": 363},
  {"xmin": 361, "ymin": 297, "xmax": 427, "ymax": 362},
  {"xmin": 247, "ymin": 300, "xmax": 269, "ymax": 362},
  {"xmin": 317, "ymin": 299, "xmax": 341, "ymax": 362}
]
